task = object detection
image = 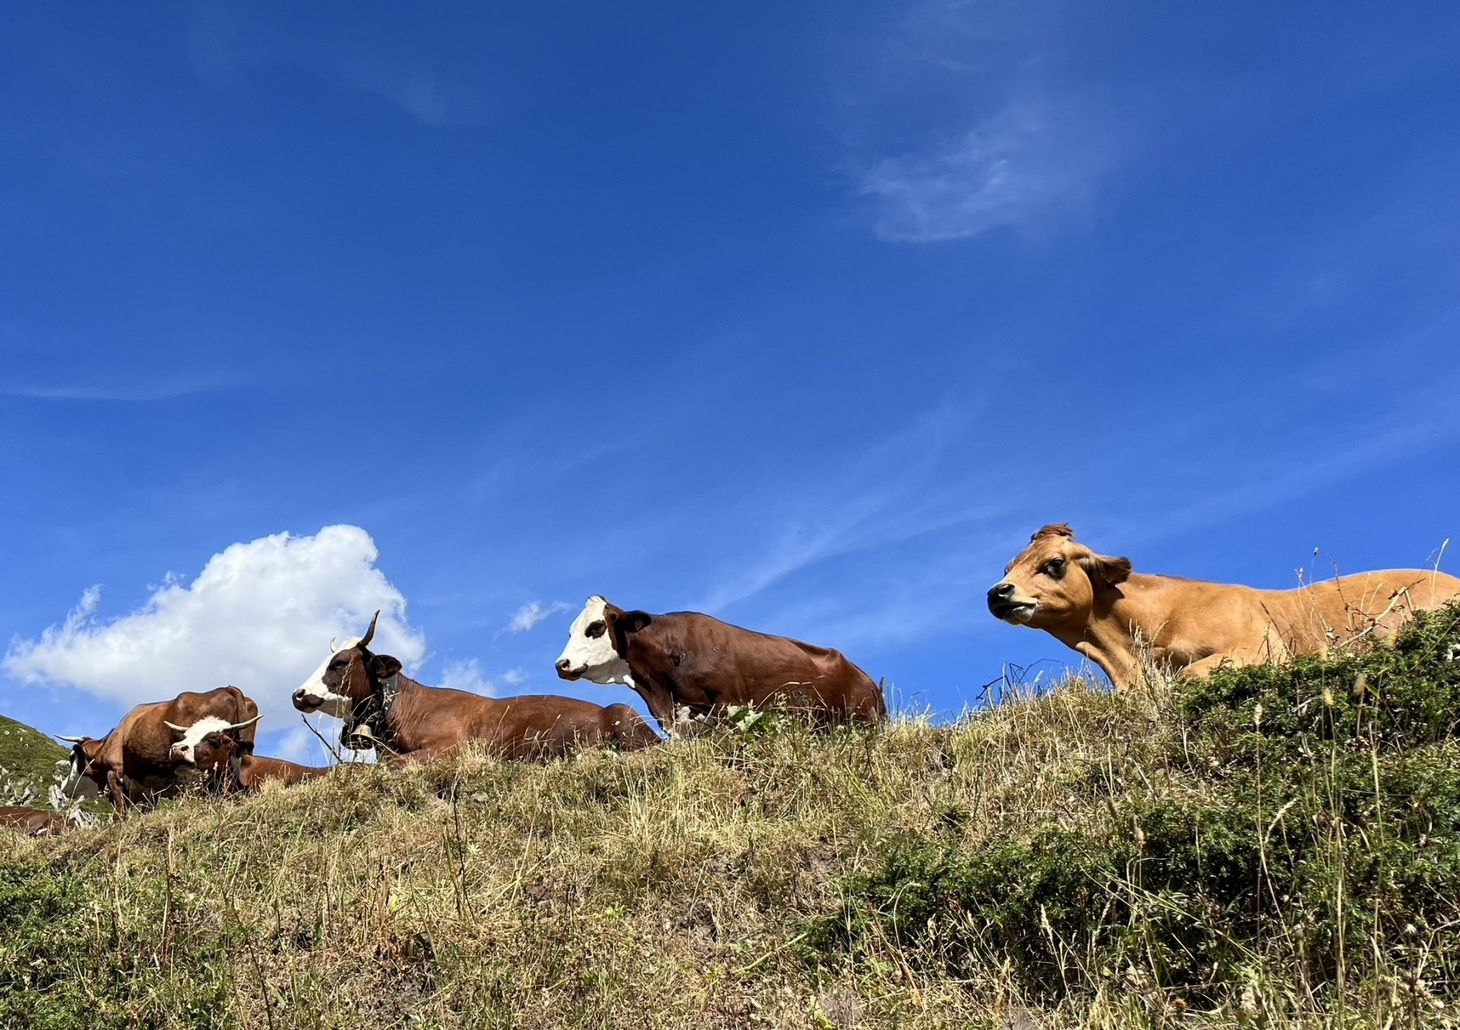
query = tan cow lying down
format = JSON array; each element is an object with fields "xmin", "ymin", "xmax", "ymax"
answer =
[
  {"xmin": 291, "ymin": 612, "xmax": 660, "ymax": 762},
  {"xmin": 987, "ymin": 523, "xmax": 1460, "ymax": 689},
  {"xmin": 58, "ymin": 686, "xmax": 261, "ymax": 816}
]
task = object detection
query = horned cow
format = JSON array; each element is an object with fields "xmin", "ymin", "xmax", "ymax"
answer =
[
  {"xmin": 291, "ymin": 612, "xmax": 660, "ymax": 763},
  {"xmin": 554, "ymin": 596, "xmax": 886, "ymax": 733},
  {"xmin": 987, "ymin": 523, "xmax": 1460, "ymax": 689},
  {"xmin": 58, "ymin": 686, "xmax": 261, "ymax": 816},
  {"xmin": 182, "ymin": 731, "xmax": 331, "ymax": 795}
]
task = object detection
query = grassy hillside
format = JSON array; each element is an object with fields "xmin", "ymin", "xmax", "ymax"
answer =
[
  {"xmin": 3, "ymin": 604, "xmax": 1458, "ymax": 1029},
  {"xmin": 0, "ymin": 714, "xmax": 67, "ymax": 803}
]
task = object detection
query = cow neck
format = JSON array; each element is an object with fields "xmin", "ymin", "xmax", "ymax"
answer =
[
  {"xmin": 617, "ymin": 635, "xmax": 681, "ymax": 733},
  {"xmin": 342, "ymin": 672, "xmax": 405, "ymax": 755},
  {"xmin": 1057, "ymin": 574, "xmax": 1160, "ymax": 688}
]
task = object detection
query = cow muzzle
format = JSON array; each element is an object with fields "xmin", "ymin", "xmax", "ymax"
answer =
[
  {"xmin": 292, "ymin": 688, "xmax": 324, "ymax": 712},
  {"xmin": 555, "ymin": 659, "xmax": 581, "ymax": 681},
  {"xmin": 987, "ymin": 582, "xmax": 1037, "ymax": 622}
]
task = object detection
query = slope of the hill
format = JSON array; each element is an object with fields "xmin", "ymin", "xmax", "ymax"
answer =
[
  {"xmin": 0, "ymin": 714, "xmax": 67, "ymax": 803},
  {"xmin": 2, "ymin": 604, "xmax": 1458, "ymax": 1030}
]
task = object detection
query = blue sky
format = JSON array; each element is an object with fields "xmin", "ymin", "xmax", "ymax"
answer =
[{"xmin": 3, "ymin": 3, "xmax": 1459, "ymax": 761}]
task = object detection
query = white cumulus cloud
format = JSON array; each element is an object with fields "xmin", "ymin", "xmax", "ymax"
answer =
[
  {"xmin": 438, "ymin": 658, "xmax": 496, "ymax": 697},
  {"xmin": 507, "ymin": 600, "xmax": 569, "ymax": 634},
  {"xmin": 3, "ymin": 525, "xmax": 427, "ymax": 734}
]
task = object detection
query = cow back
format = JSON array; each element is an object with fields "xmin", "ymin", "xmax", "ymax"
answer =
[
  {"xmin": 626, "ymin": 612, "xmax": 884, "ymax": 722},
  {"xmin": 166, "ymin": 686, "xmax": 260, "ymax": 745},
  {"xmin": 241, "ymin": 755, "xmax": 329, "ymax": 788},
  {"xmin": 385, "ymin": 684, "xmax": 661, "ymax": 761}
]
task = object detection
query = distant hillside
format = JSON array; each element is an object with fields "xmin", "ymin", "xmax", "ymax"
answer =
[
  {"xmin": 2, "ymin": 604, "xmax": 1458, "ymax": 1028},
  {"xmin": 0, "ymin": 714, "xmax": 66, "ymax": 803}
]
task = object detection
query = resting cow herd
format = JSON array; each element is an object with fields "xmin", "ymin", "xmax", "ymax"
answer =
[{"xmin": 7, "ymin": 523, "xmax": 1456, "ymax": 833}]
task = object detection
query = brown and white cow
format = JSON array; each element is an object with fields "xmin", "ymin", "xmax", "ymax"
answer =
[
  {"xmin": 291, "ymin": 612, "xmax": 660, "ymax": 763},
  {"xmin": 58, "ymin": 685, "xmax": 261, "ymax": 816},
  {"xmin": 0, "ymin": 806, "xmax": 70, "ymax": 837},
  {"xmin": 554, "ymin": 596, "xmax": 886, "ymax": 732},
  {"xmin": 987, "ymin": 523, "xmax": 1460, "ymax": 689},
  {"xmin": 182, "ymin": 731, "xmax": 331, "ymax": 795}
]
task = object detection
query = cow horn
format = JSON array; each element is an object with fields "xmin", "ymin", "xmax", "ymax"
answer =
[
  {"xmin": 54, "ymin": 734, "xmax": 86, "ymax": 744},
  {"xmin": 359, "ymin": 609, "xmax": 381, "ymax": 648},
  {"xmin": 164, "ymin": 721, "xmax": 190, "ymax": 735},
  {"xmin": 224, "ymin": 714, "xmax": 262, "ymax": 733}
]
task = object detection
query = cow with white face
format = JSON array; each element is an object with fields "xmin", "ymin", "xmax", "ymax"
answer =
[
  {"xmin": 293, "ymin": 611, "xmax": 660, "ymax": 762},
  {"xmin": 181, "ymin": 731, "xmax": 332, "ymax": 795},
  {"xmin": 55, "ymin": 685, "xmax": 262, "ymax": 816},
  {"xmin": 165, "ymin": 714, "xmax": 262, "ymax": 765},
  {"xmin": 554, "ymin": 596, "xmax": 634, "ymax": 687},
  {"xmin": 291, "ymin": 616, "xmax": 379, "ymax": 722},
  {"xmin": 58, "ymin": 737, "xmax": 106, "ymax": 801},
  {"xmin": 554, "ymin": 596, "xmax": 887, "ymax": 733}
]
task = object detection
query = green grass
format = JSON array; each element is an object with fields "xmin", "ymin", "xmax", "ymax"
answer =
[
  {"xmin": 2, "ymin": 604, "xmax": 1458, "ymax": 1029},
  {"xmin": 0, "ymin": 714, "xmax": 68, "ymax": 804}
]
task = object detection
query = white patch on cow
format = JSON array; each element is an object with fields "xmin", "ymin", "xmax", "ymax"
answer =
[
  {"xmin": 1002, "ymin": 603, "xmax": 1037, "ymax": 624},
  {"xmin": 291, "ymin": 639, "xmax": 360, "ymax": 719},
  {"xmin": 61, "ymin": 754, "xmax": 100, "ymax": 799},
  {"xmin": 555, "ymin": 597, "xmax": 632, "ymax": 685},
  {"xmin": 168, "ymin": 716, "xmax": 233, "ymax": 765}
]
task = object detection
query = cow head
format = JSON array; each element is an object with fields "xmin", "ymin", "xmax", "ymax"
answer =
[
  {"xmin": 292, "ymin": 611, "xmax": 403, "ymax": 719},
  {"xmin": 555, "ymin": 596, "xmax": 647, "ymax": 685},
  {"xmin": 55, "ymin": 736, "xmax": 105, "ymax": 799},
  {"xmin": 987, "ymin": 524, "xmax": 1132, "ymax": 628},
  {"xmin": 166, "ymin": 714, "xmax": 262, "ymax": 765},
  {"xmin": 184, "ymin": 729, "xmax": 248, "ymax": 790}
]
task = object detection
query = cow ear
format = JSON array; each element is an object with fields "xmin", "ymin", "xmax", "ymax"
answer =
[
  {"xmin": 605, "ymin": 608, "xmax": 651, "ymax": 654},
  {"xmin": 1080, "ymin": 552, "xmax": 1132, "ymax": 589},
  {"xmin": 369, "ymin": 653, "xmax": 403, "ymax": 681},
  {"xmin": 620, "ymin": 611, "xmax": 651, "ymax": 634}
]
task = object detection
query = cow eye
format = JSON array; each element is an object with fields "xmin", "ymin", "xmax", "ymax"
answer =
[
  {"xmin": 1044, "ymin": 558, "xmax": 1067, "ymax": 578},
  {"xmin": 585, "ymin": 621, "xmax": 606, "ymax": 638}
]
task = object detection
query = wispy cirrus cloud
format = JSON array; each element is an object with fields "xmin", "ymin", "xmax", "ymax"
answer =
[
  {"xmin": 0, "ymin": 381, "xmax": 224, "ymax": 402},
  {"xmin": 692, "ymin": 401, "xmax": 1002, "ymax": 616},
  {"xmin": 859, "ymin": 97, "xmax": 1115, "ymax": 243},
  {"xmin": 844, "ymin": 0, "xmax": 1122, "ymax": 244},
  {"xmin": 184, "ymin": 5, "xmax": 487, "ymax": 127},
  {"xmin": 506, "ymin": 600, "xmax": 571, "ymax": 635},
  {"xmin": 338, "ymin": 66, "xmax": 486, "ymax": 128}
]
